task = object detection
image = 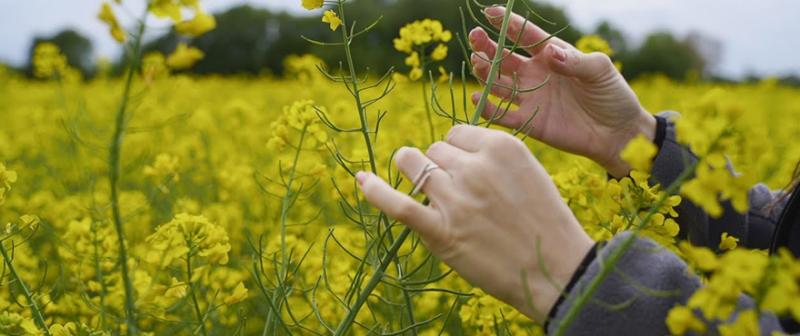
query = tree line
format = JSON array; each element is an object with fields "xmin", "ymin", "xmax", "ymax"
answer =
[{"xmin": 12, "ymin": 0, "xmax": 800, "ymax": 84}]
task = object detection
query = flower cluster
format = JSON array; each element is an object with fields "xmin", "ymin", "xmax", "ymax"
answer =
[
  {"xmin": 283, "ymin": 54, "xmax": 326, "ymax": 82},
  {"xmin": 667, "ymin": 243, "xmax": 800, "ymax": 335},
  {"xmin": 31, "ymin": 43, "xmax": 78, "ymax": 80},
  {"xmin": 145, "ymin": 213, "xmax": 231, "ymax": 267},
  {"xmin": 394, "ymin": 19, "xmax": 452, "ymax": 81},
  {"xmin": 554, "ymin": 166, "xmax": 682, "ymax": 250},
  {"xmin": 144, "ymin": 153, "xmax": 181, "ymax": 193},
  {"xmin": 166, "ymin": 43, "xmax": 205, "ymax": 70},
  {"xmin": 98, "ymin": 2, "xmax": 126, "ymax": 43},
  {"xmin": 676, "ymin": 89, "xmax": 755, "ymax": 217},
  {"xmin": 266, "ymin": 100, "xmax": 329, "ymax": 152}
]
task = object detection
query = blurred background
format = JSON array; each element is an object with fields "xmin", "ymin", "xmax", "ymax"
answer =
[{"xmin": 1, "ymin": 0, "xmax": 799, "ymax": 84}]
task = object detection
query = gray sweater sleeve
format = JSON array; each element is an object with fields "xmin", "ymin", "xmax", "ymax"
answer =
[
  {"xmin": 545, "ymin": 112, "xmax": 794, "ymax": 335},
  {"xmin": 650, "ymin": 112, "xmax": 787, "ymax": 250},
  {"xmin": 545, "ymin": 232, "xmax": 787, "ymax": 335}
]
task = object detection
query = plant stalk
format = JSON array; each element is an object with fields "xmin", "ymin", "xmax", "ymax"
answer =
[{"xmin": 108, "ymin": 9, "xmax": 148, "ymax": 336}]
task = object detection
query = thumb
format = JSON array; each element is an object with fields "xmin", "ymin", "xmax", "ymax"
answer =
[
  {"xmin": 544, "ymin": 44, "xmax": 616, "ymax": 83},
  {"xmin": 356, "ymin": 171, "xmax": 441, "ymax": 240}
]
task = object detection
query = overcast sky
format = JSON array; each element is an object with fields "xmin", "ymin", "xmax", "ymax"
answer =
[{"xmin": 2, "ymin": 0, "xmax": 798, "ymax": 78}]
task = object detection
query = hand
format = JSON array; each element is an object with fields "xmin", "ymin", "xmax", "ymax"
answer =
[
  {"xmin": 470, "ymin": 7, "xmax": 656, "ymax": 178},
  {"xmin": 356, "ymin": 125, "xmax": 594, "ymax": 322}
]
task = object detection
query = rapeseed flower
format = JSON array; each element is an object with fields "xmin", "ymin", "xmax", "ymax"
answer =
[
  {"xmin": 176, "ymin": 10, "xmax": 216, "ymax": 37},
  {"xmin": 620, "ymin": 134, "xmax": 658, "ymax": 173},
  {"xmin": 166, "ymin": 43, "xmax": 204, "ymax": 70},
  {"xmin": 322, "ymin": 10, "xmax": 341, "ymax": 31},
  {"xmin": 98, "ymin": 2, "xmax": 126, "ymax": 43},
  {"xmin": 302, "ymin": 0, "xmax": 324, "ymax": 10}
]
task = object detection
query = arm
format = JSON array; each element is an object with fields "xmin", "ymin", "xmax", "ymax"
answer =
[
  {"xmin": 649, "ymin": 112, "xmax": 788, "ymax": 250},
  {"xmin": 546, "ymin": 232, "xmax": 788, "ymax": 335}
]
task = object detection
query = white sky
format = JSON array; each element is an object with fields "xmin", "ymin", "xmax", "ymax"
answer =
[{"xmin": 1, "ymin": 0, "xmax": 798, "ymax": 78}]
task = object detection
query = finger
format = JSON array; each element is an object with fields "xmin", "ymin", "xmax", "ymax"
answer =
[
  {"xmin": 426, "ymin": 141, "xmax": 469, "ymax": 171},
  {"xmin": 356, "ymin": 171, "xmax": 441, "ymax": 240},
  {"xmin": 471, "ymin": 57, "xmax": 522, "ymax": 104},
  {"xmin": 394, "ymin": 147, "xmax": 453, "ymax": 200},
  {"xmin": 446, "ymin": 124, "xmax": 498, "ymax": 152},
  {"xmin": 483, "ymin": 6, "xmax": 569, "ymax": 56},
  {"xmin": 471, "ymin": 92, "xmax": 524, "ymax": 129},
  {"xmin": 544, "ymin": 44, "xmax": 617, "ymax": 83},
  {"xmin": 469, "ymin": 27, "xmax": 527, "ymax": 74}
]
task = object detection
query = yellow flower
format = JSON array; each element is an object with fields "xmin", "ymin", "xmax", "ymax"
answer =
[
  {"xmin": 166, "ymin": 43, "xmax": 204, "ymax": 70},
  {"xmin": 409, "ymin": 67, "xmax": 423, "ymax": 81},
  {"xmin": 32, "ymin": 43, "xmax": 69, "ymax": 79},
  {"xmin": 431, "ymin": 43, "xmax": 448, "ymax": 61},
  {"xmin": 142, "ymin": 52, "xmax": 169, "ymax": 81},
  {"xmin": 176, "ymin": 11, "xmax": 216, "ymax": 37},
  {"xmin": 719, "ymin": 232, "xmax": 739, "ymax": 251},
  {"xmin": 719, "ymin": 310, "xmax": 760, "ymax": 336},
  {"xmin": 404, "ymin": 52, "xmax": 420, "ymax": 68},
  {"xmin": 576, "ymin": 34, "xmax": 614, "ymax": 56},
  {"xmin": 666, "ymin": 306, "xmax": 706, "ymax": 335},
  {"xmin": 150, "ymin": 0, "xmax": 182, "ymax": 21},
  {"xmin": 620, "ymin": 134, "xmax": 657, "ymax": 172},
  {"xmin": 145, "ymin": 213, "xmax": 231, "ymax": 267},
  {"xmin": 322, "ymin": 10, "xmax": 342, "ymax": 31},
  {"xmin": 679, "ymin": 241, "xmax": 719, "ymax": 272},
  {"xmin": 302, "ymin": 0, "xmax": 324, "ymax": 10},
  {"xmin": 98, "ymin": 2, "xmax": 126, "ymax": 43},
  {"xmin": 223, "ymin": 281, "xmax": 249, "ymax": 304},
  {"xmin": 0, "ymin": 163, "xmax": 17, "ymax": 205}
]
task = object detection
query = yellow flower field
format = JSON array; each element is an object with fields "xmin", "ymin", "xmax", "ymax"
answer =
[
  {"xmin": 2, "ymin": 0, "xmax": 800, "ymax": 335},
  {"xmin": 2, "ymin": 62, "xmax": 800, "ymax": 334}
]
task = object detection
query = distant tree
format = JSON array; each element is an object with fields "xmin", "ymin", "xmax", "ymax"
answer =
[
  {"xmin": 27, "ymin": 29, "xmax": 94, "ymax": 78},
  {"xmin": 622, "ymin": 31, "xmax": 706, "ymax": 80},
  {"xmin": 594, "ymin": 21, "xmax": 628, "ymax": 54},
  {"xmin": 138, "ymin": 0, "xmax": 583, "ymax": 76},
  {"xmin": 685, "ymin": 31, "xmax": 723, "ymax": 76}
]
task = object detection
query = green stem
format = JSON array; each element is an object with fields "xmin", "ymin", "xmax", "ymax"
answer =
[
  {"xmin": 0, "ymin": 243, "xmax": 51, "ymax": 336},
  {"xmin": 554, "ymin": 162, "xmax": 698, "ymax": 335},
  {"xmin": 471, "ymin": 0, "xmax": 516, "ymax": 125},
  {"xmin": 263, "ymin": 126, "xmax": 307, "ymax": 335},
  {"xmin": 333, "ymin": 228, "xmax": 412, "ymax": 336},
  {"xmin": 186, "ymin": 253, "xmax": 209, "ymax": 336},
  {"xmin": 421, "ymin": 62, "xmax": 436, "ymax": 143},
  {"xmin": 108, "ymin": 10, "xmax": 148, "ymax": 336},
  {"xmin": 339, "ymin": 1, "xmax": 378, "ymax": 175}
]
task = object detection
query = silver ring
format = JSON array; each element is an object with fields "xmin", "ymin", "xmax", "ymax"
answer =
[{"xmin": 411, "ymin": 162, "xmax": 440, "ymax": 196}]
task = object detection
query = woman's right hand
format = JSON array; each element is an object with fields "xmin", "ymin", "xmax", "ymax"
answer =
[{"xmin": 470, "ymin": 6, "xmax": 657, "ymax": 178}]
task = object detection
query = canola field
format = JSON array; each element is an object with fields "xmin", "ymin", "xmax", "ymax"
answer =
[
  {"xmin": 2, "ymin": 0, "xmax": 800, "ymax": 335},
  {"xmin": 2, "ymin": 64, "xmax": 800, "ymax": 335}
]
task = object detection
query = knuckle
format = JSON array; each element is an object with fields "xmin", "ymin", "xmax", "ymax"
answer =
[{"xmin": 426, "ymin": 141, "xmax": 445, "ymax": 157}]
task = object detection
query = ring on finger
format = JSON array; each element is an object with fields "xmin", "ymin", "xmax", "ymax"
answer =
[{"xmin": 411, "ymin": 162, "xmax": 440, "ymax": 196}]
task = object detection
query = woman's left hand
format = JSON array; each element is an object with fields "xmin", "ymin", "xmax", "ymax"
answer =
[{"xmin": 356, "ymin": 125, "xmax": 594, "ymax": 322}]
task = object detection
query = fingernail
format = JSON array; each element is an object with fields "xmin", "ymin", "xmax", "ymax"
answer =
[
  {"xmin": 447, "ymin": 125, "xmax": 464, "ymax": 141},
  {"xmin": 484, "ymin": 6, "xmax": 503, "ymax": 17},
  {"xmin": 355, "ymin": 171, "xmax": 369, "ymax": 186},
  {"xmin": 551, "ymin": 45, "xmax": 567, "ymax": 62}
]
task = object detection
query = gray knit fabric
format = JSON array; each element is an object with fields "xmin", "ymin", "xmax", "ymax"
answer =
[{"xmin": 546, "ymin": 232, "xmax": 784, "ymax": 335}]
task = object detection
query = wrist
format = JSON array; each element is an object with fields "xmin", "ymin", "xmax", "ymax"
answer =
[
  {"xmin": 603, "ymin": 111, "xmax": 657, "ymax": 178},
  {"xmin": 515, "ymin": 229, "xmax": 595, "ymax": 322}
]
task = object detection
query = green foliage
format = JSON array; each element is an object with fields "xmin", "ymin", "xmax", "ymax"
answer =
[{"xmin": 621, "ymin": 31, "xmax": 706, "ymax": 80}]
